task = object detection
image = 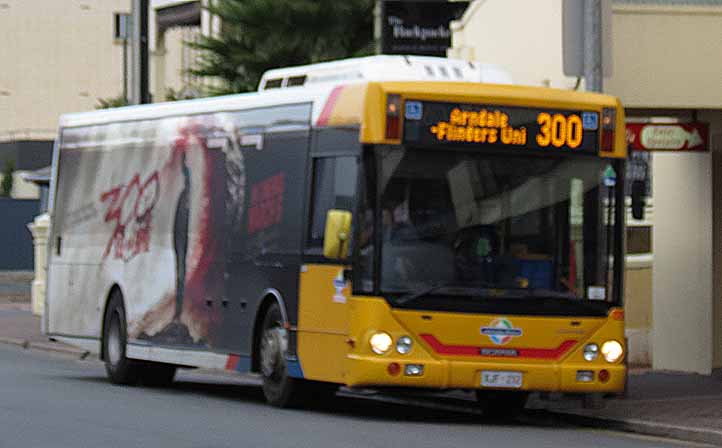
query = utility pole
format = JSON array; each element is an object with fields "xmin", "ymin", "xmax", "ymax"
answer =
[
  {"xmin": 583, "ymin": 0, "xmax": 602, "ymax": 92},
  {"xmin": 131, "ymin": 0, "xmax": 150, "ymax": 104},
  {"xmin": 374, "ymin": 0, "xmax": 383, "ymax": 54}
]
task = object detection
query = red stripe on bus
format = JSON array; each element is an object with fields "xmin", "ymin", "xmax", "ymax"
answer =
[
  {"xmin": 420, "ymin": 334, "xmax": 577, "ymax": 360},
  {"xmin": 225, "ymin": 354, "xmax": 240, "ymax": 370},
  {"xmin": 316, "ymin": 86, "xmax": 345, "ymax": 126}
]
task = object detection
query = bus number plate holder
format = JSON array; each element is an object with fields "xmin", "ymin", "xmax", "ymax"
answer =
[{"xmin": 480, "ymin": 371, "xmax": 523, "ymax": 388}]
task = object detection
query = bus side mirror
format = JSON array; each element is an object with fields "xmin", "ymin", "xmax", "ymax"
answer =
[
  {"xmin": 323, "ymin": 209, "xmax": 352, "ymax": 260},
  {"xmin": 631, "ymin": 180, "xmax": 646, "ymax": 221}
]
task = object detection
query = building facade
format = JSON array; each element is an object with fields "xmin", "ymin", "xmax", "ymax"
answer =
[
  {"xmin": 0, "ymin": 0, "xmax": 132, "ymax": 202},
  {"xmin": 450, "ymin": 0, "xmax": 722, "ymax": 374},
  {"xmin": 150, "ymin": 0, "xmax": 217, "ymax": 101}
]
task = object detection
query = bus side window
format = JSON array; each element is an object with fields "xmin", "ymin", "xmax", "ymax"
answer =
[{"xmin": 307, "ymin": 157, "xmax": 358, "ymax": 252}]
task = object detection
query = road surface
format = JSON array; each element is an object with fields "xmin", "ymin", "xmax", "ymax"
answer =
[{"xmin": 0, "ymin": 344, "xmax": 706, "ymax": 448}]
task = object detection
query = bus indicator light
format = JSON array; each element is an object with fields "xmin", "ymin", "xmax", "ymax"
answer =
[
  {"xmin": 601, "ymin": 108, "xmax": 616, "ymax": 152},
  {"xmin": 386, "ymin": 94, "xmax": 402, "ymax": 140},
  {"xmin": 598, "ymin": 369, "xmax": 610, "ymax": 383},
  {"xmin": 387, "ymin": 362, "xmax": 401, "ymax": 376}
]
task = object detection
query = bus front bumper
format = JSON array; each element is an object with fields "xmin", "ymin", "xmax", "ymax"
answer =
[{"xmin": 345, "ymin": 354, "xmax": 626, "ymax": 393}]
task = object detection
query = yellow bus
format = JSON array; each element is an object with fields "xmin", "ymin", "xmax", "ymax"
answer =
[{"xmin": 47, "ymin": 56, "xmax": 627, "ymax": 412}]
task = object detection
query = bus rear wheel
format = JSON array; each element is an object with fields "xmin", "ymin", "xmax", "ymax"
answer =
[
  {"xmin": 103, "ymin": 292, "xmax": 140, "ymax": 385},
  {"xmin": 103, "ymin": 291, "xmax": 176, "ymax": 387}
]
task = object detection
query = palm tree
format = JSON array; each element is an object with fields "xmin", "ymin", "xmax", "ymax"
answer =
[{"xmin": 189, "ymin": 0, "xmax": 375, "ymax": 95}]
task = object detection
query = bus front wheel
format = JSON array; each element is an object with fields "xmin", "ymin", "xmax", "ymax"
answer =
[{"xmin": 259, "ymin": 302, "xmax": 318, "ymax": 407}]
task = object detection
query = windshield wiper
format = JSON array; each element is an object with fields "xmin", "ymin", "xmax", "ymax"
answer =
[
  {"xmin": 504, "ymin": 289, "xmax": 578, "ymax": 299},
  {"xmin": 394, "ymin": 282, "xmax": 500, "ymax": 306},
  {"xmin": 395, "ymin": 285, "xmax": 578, "ymax": 306},
  {"xmin": 395, "ymin": 283, "xmax": 455, "ymax": 306}
]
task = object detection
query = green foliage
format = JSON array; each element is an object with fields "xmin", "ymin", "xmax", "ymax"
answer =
[
  {"xmin": 165, "ymin": 87, "xmax": 202, "ymax": 102},
  {"xmin": 96, "ymin": 94, "xmax": 129, "ymax": 109},
  {"xmin": 188, "ymin": 0, "xmax": 375, "ymax": 95},
  {"xmin": 1, "ymin": 159, "xmax": 14, "ymax": 197}
]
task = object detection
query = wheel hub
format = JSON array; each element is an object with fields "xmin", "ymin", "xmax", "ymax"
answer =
[
  {"xmin": 107, "ymin": 312, "xmax": 122, "ymax": 366},
  {"xmin": 260, "ymin": 327, "xmax": 287, "ymax": 379}
]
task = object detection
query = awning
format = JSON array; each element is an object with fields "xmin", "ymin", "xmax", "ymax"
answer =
[{"xmin": 156, "ymin": 1, "xmax": 201, "ymax": 34}]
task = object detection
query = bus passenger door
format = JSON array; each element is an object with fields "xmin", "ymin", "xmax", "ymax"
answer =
[{"xmin": 297, "ymin": 155, "xmax": 358, "ymax": 384}]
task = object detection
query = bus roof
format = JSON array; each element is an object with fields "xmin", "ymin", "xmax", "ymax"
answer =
[
  {"xmin": 258, "ymin": 55, "xmax": 513, "ymax": 91},
  {"xmin": 58, "ymin": 85, "xmax": 335, "ymax": 129},
  {"xmin": 58, "ymin": 56, "xmax": 513, "ymax": 129}
]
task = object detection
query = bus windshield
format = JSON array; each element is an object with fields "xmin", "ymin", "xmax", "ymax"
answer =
[{"xmin": 359, "ymin": 146, "xmax": 621, "ymax": 304}]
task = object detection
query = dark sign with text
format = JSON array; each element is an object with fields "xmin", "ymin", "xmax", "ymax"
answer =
[
  {"xmin": 381, "ymin": 1, "xmax": 469, "ymax": 57},
  {"xmin": 403, "ymin": 100, "xmax": 600, "ymax": 153}
]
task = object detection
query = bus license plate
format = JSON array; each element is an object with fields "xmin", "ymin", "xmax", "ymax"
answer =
[{"xmin": 481, "ymin": 371, "xmax": 523, "ymax": 388}]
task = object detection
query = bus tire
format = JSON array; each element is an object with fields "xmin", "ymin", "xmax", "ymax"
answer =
[
  {"xmin": 102, "ymin": 291, "xmax": 140, "ymax": 385},
  {"xmin": 258, "ymin": 302, "xmax": 305, "ymax": 407},
  {"xmin": 475, "ymin": 390, "xmax": 528, "ymax": 419}
]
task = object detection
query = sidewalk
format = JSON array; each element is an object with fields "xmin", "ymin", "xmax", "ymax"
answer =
[
  {"xmin": 534, "ymin": 369, "xmax": 722, "ymax": 446},
  {"xmin": 0, "ymin": 302, "xmax": 86, "ymax": 356},
  {"xmin": 0, "ymin": 271, "xmax": 33, "ymax": 302},
  {"xmin": 0, "ymin": 271, "xmax": 86, "ymax": 356},
  {"xmin": 0, "ymin": 289, "xmax": 720, "ymax": 445}
]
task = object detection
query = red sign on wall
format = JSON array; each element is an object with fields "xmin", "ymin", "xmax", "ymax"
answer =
[{"xmin": 626, "ymin": 123, "xmax": 709, "ymax": 152}]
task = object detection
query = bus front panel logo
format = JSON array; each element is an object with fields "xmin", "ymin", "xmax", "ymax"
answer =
[{"xmin": 481, "ymin": 318, "xmax": 522, "ymax": 345}]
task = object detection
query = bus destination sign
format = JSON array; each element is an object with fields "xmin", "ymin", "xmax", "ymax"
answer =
[{"xmin": 403, "ymin": 100, "xmax": 599, "ymax": 153}]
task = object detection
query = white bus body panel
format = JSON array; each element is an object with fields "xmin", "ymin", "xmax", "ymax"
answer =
[
  {"xmin": 259, "ymin": 55, "xmax": 513, "ymax": 91},
  {"xmin": 47, "ymin": 89, "xmax": 330, "ymax": 352}
]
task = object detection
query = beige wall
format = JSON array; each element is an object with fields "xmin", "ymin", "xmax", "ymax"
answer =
[
  {"xmin": 624, "ymin": 266, "xmax": 652, "ymax": 366},
  {"xmin": 625, "ymin": 267, "xmax": 652, "ymax": 329},
  {"xmin": 449, "ymin": 0, "xmax": 578, "ymax": 89},
  {"xmin": 652, "ymin": 152, "xmax": 713, "ymax": 374},
  {"xmin": 605, "ymin": 5, "xmax": 722, "ymax": 108},
  {"xmin": 706, "ymin": 110, "xmax": 722, "ymax": 369},
  {"xmin": 450, "ymin": 1, "xmax": 722, "ymax": 108},
  {"xmin": 0, "ymin": 0, "xmax": 130, "ymax": 136},
  {"xmin": 152, "ymin": 26, "xmax": 202, "ymax": 100},
  {"xmin": 150, "ymin": 0, "xmax": 216, "ymax": 101}
]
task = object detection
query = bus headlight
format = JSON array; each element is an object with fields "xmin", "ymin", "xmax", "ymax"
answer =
[
  {"xmin": 583, "ymin": 343, "xmax": 599, "ymax": 361},
  {"xmin": 369, "ymin": 332, "xmax": 393, "ymax": 354},
  {"xmin": 601, "ymin": 340, "xmax": 624, "ymax": 363},
  {"xmin": 396, "ymin": 336, "xmax": 413, "ymax": 354}
]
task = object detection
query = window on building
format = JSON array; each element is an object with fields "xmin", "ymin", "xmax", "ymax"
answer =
[
  {"xmin": 114, "ymin": 13, "xmax": 131, "ymax": 40},
  {"xmin": 627, "ymin": 226, "xmax": 652, "ymax": 255}
]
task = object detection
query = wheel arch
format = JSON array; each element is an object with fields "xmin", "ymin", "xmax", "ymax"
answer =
[
  {"xmin": 250, "ymin": 288, "xmax": 289, "ymax": 373},
  {"xmin": 100, "ymin": 284, "xmax": 124, "ymax": 361}
]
